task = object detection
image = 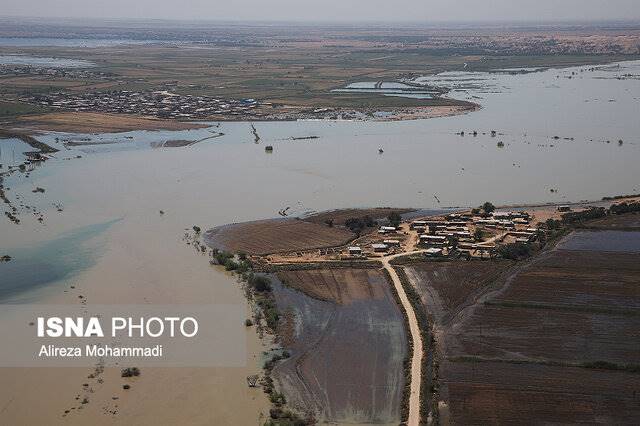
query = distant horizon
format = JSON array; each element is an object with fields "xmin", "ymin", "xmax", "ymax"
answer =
[
  {"xmin": 2, "ymin": 15, "xmax": 640, "ymax": 27},
  {"xmin": 1, "ymin": 0, "xmax": 639, "ymax": 24}
]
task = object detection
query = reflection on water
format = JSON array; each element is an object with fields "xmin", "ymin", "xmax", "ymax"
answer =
[
  {"xmin": 0, "ymin": 138, "xmax": 31, "ymax": 166},
  {"xmin": 0, "ymin": 38, "xmax": 149, "ymax": 48},
  {"xmin": 0, "ymin": 219, "xmax": 118, "ymax": 302},
  {"xmin": 0, "ymin": 54, "xmax": 95, "ymax": 68}
]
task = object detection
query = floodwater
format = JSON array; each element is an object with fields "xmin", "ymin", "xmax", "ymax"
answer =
[
  {"xmin": 270, "ymin": 274, "xmax": 406, "ymax": 424},
  {"xmin": 0, "ymin": 54, "xmax": 95, "ymax": 68},
  {"xmin": 1, "ymin": 59, "xmax": 640, "ymax": 424},
  {"xmin": 558, "ymin": 230, "xmax": 640, "ymax": 252},
  {"xmin": 0, "ymin": 138, "xmax": 31, "ymax": 165},
  {"xmin": 0, "ymin": 37, "xmax": 149, "ymax": 48},
  {"xmin": 332, "ymin": 82, "xmax": 437, "ymax": 99}
]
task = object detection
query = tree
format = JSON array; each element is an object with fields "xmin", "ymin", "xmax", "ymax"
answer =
[
  {"xmin": 473, "ymin": 228, "xmax": 484, "ymax": 241},
  {"xmin": 388, "ymin": 211, "xmax": 402, "ymax": 228},
  {"xmin": 497, "ymin": 242, "xmax": 531, "ymax": 260},
  {"xmin": 482, "ymin": 202, "xmax": 496, "ymax": 214},
  {"xmin": 250, "ymin": 275, "xmax": 272, "ymax": 292}
]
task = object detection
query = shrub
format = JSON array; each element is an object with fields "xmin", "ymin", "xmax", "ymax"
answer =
[
  {"xmin": 250, "ymin": 275, "xmax": 272, "ymax": 292},
  {"xmin": 388, "ymin": 211, "xmax": 402, "ymax": 228},
  {"xmin": 482, "ymin": 201, "xmax": 496, "ymax": 214},
  {"xmin": 497, "ymin": 242, "xmax": 531, "ymax": 260},
  {"xmin": 224, "ymin": 259, "xmax": 239, "ymax": 271},
  {"xmin": 121, "ymin": 367, "xmax": 141, "ymax": 378}
]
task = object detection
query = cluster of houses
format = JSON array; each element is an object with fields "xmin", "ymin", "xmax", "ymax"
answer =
[
  {"xmin": 21, "ymin": 90, "xmax": 261, "ymax": 120},
  {"xmin": 0, "ymin": 65, "xmax": 114, "ymax": 80},
  {"xmin": 414, "ymin": 211, "xmax": 539, "ymax": 258},
  {"xmin": 346, "ymin": 210, "xmax": 540, "ymax": 259}
]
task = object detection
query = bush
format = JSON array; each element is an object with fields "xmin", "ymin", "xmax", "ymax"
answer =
[
  {"xmin": 482, "ymin": 202, "xmax": 496, "ymax": 214},
  {"xmin": 497, "ymin": 242, "xmax": 531, "ymax": 260},
  {"xmin": 610, "ymin": 202, "xmax": 640, "ymax": 215},
  {"xmin": 121, "ymin": 367, "xmax": 140, "ymax": 378},
  {"xmin": 388, "ymin": 211, "xmax": 402, "ymax": 228},
  {"xmin": 250, "ymin": 275, "xmax": 272, "ymax": 292},
  {"xmin": 561, "ymin": 207, "xmax": 606, "ymax": 224},
  {"xmin": 224, "ymin": 259, "xmax": 239, "ymax": 271}
]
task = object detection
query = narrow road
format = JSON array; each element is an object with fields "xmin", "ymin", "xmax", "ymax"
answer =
[{"xmin": 382, "ymin": 250, "xmax": 425, "ymax": 426}]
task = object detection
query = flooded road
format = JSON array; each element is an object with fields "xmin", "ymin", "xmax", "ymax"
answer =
[{"xmin": 1, "ymin": 60, "xmax": 639, "ymax": 424}]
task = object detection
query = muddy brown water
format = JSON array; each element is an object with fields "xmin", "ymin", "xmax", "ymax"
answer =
[{"xmin": 1, "ymin": 60, "xmax": 640, "ymax": 424}]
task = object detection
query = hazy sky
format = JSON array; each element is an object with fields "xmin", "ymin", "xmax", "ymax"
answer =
[{"xmin": 2, "ymin": 0, "xmax": 640, "ymax": 22}]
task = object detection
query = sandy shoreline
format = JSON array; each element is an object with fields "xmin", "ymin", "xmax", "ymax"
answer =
[{"xmin": 3, "ymin": 103, "xmax": 478, "ymax": 134}]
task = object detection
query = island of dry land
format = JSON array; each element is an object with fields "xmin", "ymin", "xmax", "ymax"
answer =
[
  {"xmin": 202, "ymin": 196, "xmax": 640, "ymax": 425},
  {"xmin": 2, "ymin": 20, "xmax": 640, "ymax": 132}
]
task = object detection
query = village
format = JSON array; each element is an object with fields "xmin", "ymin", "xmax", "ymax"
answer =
[
  {"xmin": 262, "ymin": 205, "xmax": 570, "ymax": 265},
  {"xmin": 19, "ymin": 90, "xmax": 262, "ymax": 120}
]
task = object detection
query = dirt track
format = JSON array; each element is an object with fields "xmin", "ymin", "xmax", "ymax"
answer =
[{"xmin": 383, "ymin": 251, "xmax": 425, "ymax": 426}]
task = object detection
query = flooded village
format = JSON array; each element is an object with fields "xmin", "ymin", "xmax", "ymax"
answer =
[{"xmin": 1, "ymin": 16, "xmax": 640, "ymax": 426}]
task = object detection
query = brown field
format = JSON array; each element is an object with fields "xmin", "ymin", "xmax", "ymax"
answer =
[
  {"xmin": 440, "ymin": 360, "xmax": 640, "ymax": 424},
  {"xmin": 271, "ymin": 268, "xmax": 407, "ymax": 424},
  {"xmin": 404, "ymin": 220, "xmax": 640, "ymax": 424},
  {"xmin": 404, "ymin": 261, "xmax": 511, "ymax": 325},
  {"xmin": 303, "ymin": 207, "xmax": 413, "ymax": 226},
  {"xmin": 585, "ymin": 211, "xmax": 640, "ymax": 230},
  {"xmin": 204, "ymin": 218, "xmax": 354, "ymax": 255},
  {"xmin": 277, "ymin": 268, "xmax": 387, "ymax": 305},
  {"xmin": 12, "ymin": 112, "xmax": 206, "ymax": 133}
]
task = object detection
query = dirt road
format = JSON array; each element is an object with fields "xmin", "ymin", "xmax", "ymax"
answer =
[{"xmin": 382, "ymin": 250, "xmax": 425, "ymax": 426}]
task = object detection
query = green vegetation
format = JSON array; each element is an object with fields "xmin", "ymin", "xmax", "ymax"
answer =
[
  {"xmin": 0, "ymin": 101, "xmax": 48, "ymax": 118},
  {"xmin": 609, "ymin": 201, "xmax": 640, "ymax": 215},
  {"xmin": 249, "ymin": 275, "xmax": 272, "ymax": 292},
  {"xmin": 561, "ymin": 207, "xmax": 607, "ymax": 224},
  {"xmin": 388, "ymin": 211, "xmax": 402, "ymax": 228},
  {"xmin": 497, "ymin": 242, "xmax": 532, "ymax": 260},
  {"xmin": 344, "ymin": 215, "xmax": 375, "ymax": 235},
  {"xmin": 482, "ymin": 202, "xmax": 496, "ymax": 214},
  {"xmin": 120, "ymin": 367, "xmax": 141, "ymax": 377}
]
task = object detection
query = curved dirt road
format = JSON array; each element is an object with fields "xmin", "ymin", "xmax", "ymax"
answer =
[{"xmin": 382, "ymin": 250, "xmax": 425, "ymax": 426}]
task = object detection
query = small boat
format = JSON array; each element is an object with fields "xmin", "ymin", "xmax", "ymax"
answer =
[{"xmin": 378, "ymin": 148, "xmax": 384, "ymax": 154}]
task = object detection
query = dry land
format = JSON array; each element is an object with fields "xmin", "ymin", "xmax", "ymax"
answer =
[
  {"xmin": 10, "ymin": 111, "xmax": 207, "ymax": 133},
  {"xmin": 205, "ymin": 218, "xmax": 355, "ymax": 255}
]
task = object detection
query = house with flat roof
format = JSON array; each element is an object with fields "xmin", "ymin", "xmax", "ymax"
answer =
[{"xmin": 371, "ymin": 243, "xmax": 389, "ymax": 253}]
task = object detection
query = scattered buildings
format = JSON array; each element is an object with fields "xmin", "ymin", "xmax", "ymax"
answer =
[{"xmin": 20, "ymin": 90, "xmax": 261, "ymax": 120}]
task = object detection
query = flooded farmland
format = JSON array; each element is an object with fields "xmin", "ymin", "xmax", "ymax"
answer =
[
  {"xmin": 401, "ymin": 212, "xmax": 640, "ymax": 424},
  {"xmin": 1, "ymin": 59, "xmax": 640, "ymax": 424},
  {"xmin": 271, "ymin": 269, "xmax": 407, "ymax": 424}
]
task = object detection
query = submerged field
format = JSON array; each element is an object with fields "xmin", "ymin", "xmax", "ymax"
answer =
[
  {"xmin": 271, "ymin": 268, "xmax": 407, "ymax": 424},
  {"xmin": 402, "ymin": 212, "xmax": 640, "ymax": 424}
]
